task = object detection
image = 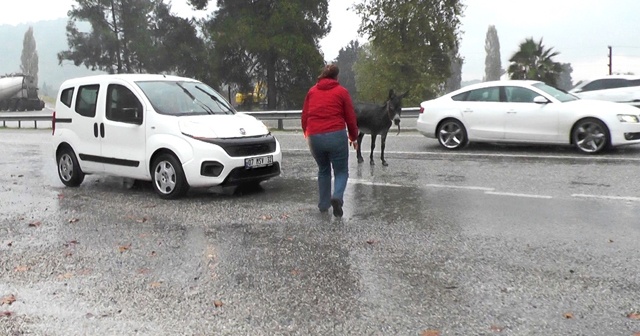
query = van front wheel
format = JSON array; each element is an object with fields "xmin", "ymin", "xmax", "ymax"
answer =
[{"xmin": 151, "ymin": 154, "xmax": 188, "ymax": 199}]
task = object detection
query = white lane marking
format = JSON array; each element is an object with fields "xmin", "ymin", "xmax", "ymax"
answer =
[
  {"xmin": 283, "ymin": 148, "xmax": 640, "ymax": 162},
  {"xmin": 484, "ymin": 191, "xmax": 553, "ymax": 199},
  {"xmin": 571, "ymin": 194, "xmax": 640, "ymax": 202},
  {"xmin": 425, "ymin": 184, "xmax": 494, "ymax": 191},
  {"xmin": 312, "ymin": 177, "xmax": 403, "ymax": 187},
  {"xmin": 348, "ymin": 179, "xmax": 403, "ymax": 187}
]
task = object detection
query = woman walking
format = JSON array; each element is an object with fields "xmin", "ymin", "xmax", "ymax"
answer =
[{"xmin": 301, "ymin": 64, "xmax": 359, "ymax": 217}]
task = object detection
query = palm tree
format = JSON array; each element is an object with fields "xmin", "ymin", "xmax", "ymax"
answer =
[{"xmin": 507, "ymin": 38, "xmax": 563, "ymax": 86}]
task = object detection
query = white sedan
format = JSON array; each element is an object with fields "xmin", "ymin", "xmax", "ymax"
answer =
[{"xmin": 416, "ymin": 80, "xmax": 640, "ymax": 154}]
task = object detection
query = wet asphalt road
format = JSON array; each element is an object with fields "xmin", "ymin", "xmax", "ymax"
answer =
[{"xmin": 1, "ymin": 129, "xmax": 640, "ymax": 336}]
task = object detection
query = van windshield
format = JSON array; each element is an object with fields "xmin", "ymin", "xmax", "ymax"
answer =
[{"xmin": 136, "ymin": 80, "xmax": 236, "ymax": 116}]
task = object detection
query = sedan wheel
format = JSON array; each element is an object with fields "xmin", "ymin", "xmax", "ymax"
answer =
[
  {"xmin": 572, "ymin": 118, "xmax": 609, "ymax": 154},
  {"xmin": 437, "ymin": 119, "xmax": 468, "ymax": 150},
  {"xmin": 151, "ymin": 154, "xmax": 188, "ymax": 199}
]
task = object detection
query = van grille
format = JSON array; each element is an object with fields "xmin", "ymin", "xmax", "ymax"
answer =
[{"xmin": 196, "ymin": 134, "xmax": 277, "ymax": 157}]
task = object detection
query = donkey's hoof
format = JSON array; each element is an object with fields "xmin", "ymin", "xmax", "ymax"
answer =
[
  {"xmin": 357, "ymin": 157, "xmax": 364, "ymax": 164},
  {"xmin": 382, "ymin": 161, "xmax": 388, "ymax": 166}
]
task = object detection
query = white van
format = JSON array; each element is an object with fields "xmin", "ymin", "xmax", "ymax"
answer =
[{"xmin": 52, "ymin": 74, "xmax": 282, "ymax": 199}]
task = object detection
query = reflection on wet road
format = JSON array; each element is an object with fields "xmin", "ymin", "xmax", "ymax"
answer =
[{"xmin": 1, "ymin": 130, "xmax": 639, "ymax": 335}]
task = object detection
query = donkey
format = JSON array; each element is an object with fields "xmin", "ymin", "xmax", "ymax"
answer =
[{"xmin": 354, "ymin": 89, "xmax": 408, "ymax": 166}]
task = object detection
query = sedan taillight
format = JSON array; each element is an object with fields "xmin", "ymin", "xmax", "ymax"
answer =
[{"xmin": 419, "ymin": 107, "xmax": 424, "ymax": 114}]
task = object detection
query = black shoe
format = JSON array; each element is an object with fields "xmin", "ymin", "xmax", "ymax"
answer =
[{"xmin": 330, "ymin": 199, "xmax": 343, "ymax": 217}]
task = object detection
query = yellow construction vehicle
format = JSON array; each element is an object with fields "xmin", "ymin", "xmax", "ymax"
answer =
[{"xmin": 235, "ymin": 81, "xmax": 267, "ymax": 110}]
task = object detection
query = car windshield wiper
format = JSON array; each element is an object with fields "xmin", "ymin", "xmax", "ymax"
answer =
[
  {"xmin": 175, "ymin": 82, "xmax": 215, "ymax": 115},
  {"xmin": 195, "ymin": 86, "xmax": 234, "ymax": 115}
]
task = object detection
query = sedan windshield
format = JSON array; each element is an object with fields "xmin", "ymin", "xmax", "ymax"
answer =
[
  {"xmin": 532, "ymin": 83, "xmax": 579, "ymax": 103},
  {"xmin": 136, "ymin": 80, "xmax": 235, "ymax": 116}
]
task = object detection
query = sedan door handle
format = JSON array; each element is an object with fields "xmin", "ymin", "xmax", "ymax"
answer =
[
  {"xmin": 507, "ymin": 110, "xmax": 517, "ymax": 114},
  {"xmin": 463, "ymin": 109, "xmax": 473, "ymax": 113}
]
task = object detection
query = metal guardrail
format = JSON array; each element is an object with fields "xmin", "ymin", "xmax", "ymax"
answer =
[{"xmin": 0, "ymin": 107, "xmax": 422, "ymax": 130}]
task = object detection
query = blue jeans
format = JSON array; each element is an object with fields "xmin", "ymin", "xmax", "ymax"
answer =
[{"xmin": 308, "ymin": 130, "xmax": 349, "ymax": 211}]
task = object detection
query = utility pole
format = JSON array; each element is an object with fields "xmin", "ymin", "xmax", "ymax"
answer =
[{"xmin": 608, "ymin": 46, "xmax": 612, "ymax": 75}]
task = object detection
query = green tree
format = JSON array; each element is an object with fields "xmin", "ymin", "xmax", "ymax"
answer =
[
  {"xmin": 206, "ymin": 0, "xmax": 330, "ymax": 109},
  {"xmin": 354, "ymin": 0, "xmax": 464, "ymax": 105},
  {"xmin": 445, "ymin": 49, "xmax": 463, "ymax": 93},
  {"xmin": 556, "ymin": 63, "xmax": 574, "ymax": 91},
  {"xmin": 20, "ymin": 26, "xmax": 39, "ymax": 86},
  {"xmin": 58, "ymin": 0, "xmax": 213, "ymax": 83},
  {"xmin": 334, "ymin": 40, "xmax": 361, "ymax": 100},
  {"xmin": 484, "ymin": 25, "xmax": 501, "ymax": 81},
  {"xmin": 507, "ymin": 37, "xmax": 563, "ymax": 86}
]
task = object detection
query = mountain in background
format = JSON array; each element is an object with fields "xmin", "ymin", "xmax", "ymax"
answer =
[{"xmin": 0, "ymin": 18, "xmax": 102, "ymax": 97}]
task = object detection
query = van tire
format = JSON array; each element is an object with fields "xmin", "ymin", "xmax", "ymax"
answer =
[
  {"xmin": 57, "ymin": 147, "xmax": 85, "ymax": 187},
  {"xmin": 151, "ymin": 154, "xmax": 188, "ymax": 199}
]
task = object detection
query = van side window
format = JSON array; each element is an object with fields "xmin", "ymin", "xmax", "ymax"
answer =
[
  {"xmin": 59, "ymin": 88, "xmax": 74, "ymax": 107},
  {"xmin": 106, "ymin": 84, "xmax": 143, "ymax": 124},
  {"xmin": 75, "ymin": 85, "xmax": 99, "ymax": 117}
]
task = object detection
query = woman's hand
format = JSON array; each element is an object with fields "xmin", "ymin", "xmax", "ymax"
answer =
[{"xmin": 349, "ymin": 140, "xmax": 358, "ymax": 150}]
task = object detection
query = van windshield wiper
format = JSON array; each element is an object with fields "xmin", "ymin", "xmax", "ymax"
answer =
[
  {"xmin": 175, "ymin": 82, "xmax": 215, "ymax": 115},
  {"xmin": 195, "ymin": 86, "xmax": 234, "ymax": 114}
]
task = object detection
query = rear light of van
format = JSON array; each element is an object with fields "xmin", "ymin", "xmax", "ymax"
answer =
[
  {"xmin": 419, "ymin": 107, "xmax": 424, "ymax": 114},
  {"xmin": 52, "ymin": 111, "xmax": 56, "ymax": 135}
]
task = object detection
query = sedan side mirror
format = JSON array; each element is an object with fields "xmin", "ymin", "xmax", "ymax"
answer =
[{"xmin": 533, "ymin": 96, "xmax": 549, "ymax": 104}]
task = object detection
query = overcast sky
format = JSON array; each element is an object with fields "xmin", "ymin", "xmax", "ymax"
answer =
[{"xmin": 2, "ymin": 0, "xmax": 640, "ymax": 82}]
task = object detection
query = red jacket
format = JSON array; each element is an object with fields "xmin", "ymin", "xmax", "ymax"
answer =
[{"xmin": 301, "ymin": 78, "xmax": 359, "ymax": 142}]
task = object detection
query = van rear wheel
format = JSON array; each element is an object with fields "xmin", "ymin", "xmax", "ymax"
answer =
[
  {"xmin": 151, "ymin": 154, "xmax": 188, "ymax": 199},
  {"xmin": 57, "ymin": 147, "xmax": 84, "ymax": 187}
]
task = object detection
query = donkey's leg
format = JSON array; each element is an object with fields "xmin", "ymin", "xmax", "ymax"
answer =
[
  {"xmin": 369, "ymin": 133, "xmax": 377, "ymax": 165},
  {"xmin": 356, "ymin": 132, "xmax": 365, "ymax": 163},
  {"xmin": 380, "ymin": 132, "xmax": 388, "ymax": 166}
]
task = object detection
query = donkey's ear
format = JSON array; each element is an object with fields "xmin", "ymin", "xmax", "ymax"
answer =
[{"xmin": 388, "ymin": 89, "xmax": 395, "ymax": 99}]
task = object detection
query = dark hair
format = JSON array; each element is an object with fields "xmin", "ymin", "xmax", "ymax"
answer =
[{"xmin": 318, "ymin": 64, "xmax": 339, "ymax": 80}]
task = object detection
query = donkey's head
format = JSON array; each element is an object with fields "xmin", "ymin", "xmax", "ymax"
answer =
[{"xmin": 386, "ymin": 89, "xmax": 409, "ymax": 127}]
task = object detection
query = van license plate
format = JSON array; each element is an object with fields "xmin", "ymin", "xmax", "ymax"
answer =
[{"xmin": 245, "ymin": 155, "xmax": 273, "ymax": 169}]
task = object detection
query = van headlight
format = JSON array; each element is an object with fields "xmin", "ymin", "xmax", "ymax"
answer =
[
  {"xmin": 179, "ymin": 121, "xmax": 217, "ymax": 138},
  {"xmin": 617, "ymin": 114, "xmax": 639, "ymax": 123}
]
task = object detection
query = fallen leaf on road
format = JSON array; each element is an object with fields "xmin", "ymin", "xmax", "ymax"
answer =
[
  {"xmin": 489, "ymin": 325, "xmax": 504, "ymax": 332},
  {"xmin": 150, "ymin": 251, "xmax": 157, "ymax": 257},
  {"xmin": 633, "ymin": 332, "xmax": 640, "ymax": 336},
  {"xmin": 421, "ymin": 330, "xmax": 440, "ymax": 336},
  {"xmin": 214, "ymin": 300, "xmax": 223, "ymax": 307},
  {"xmin": 280, "ymin": 214, "xmax": 290, "ymax": 219},
  {"xmin": 608, "ymin": 239, "xmax": 614, "ymax": 243},
  {"xmin": 63, "ymin": 240, "xmax": 79, "ymax": 247},
  {"xmin": 57, "ymin": 273, "xmax": 73, "ymax": 280},
  {"xmin": 68, "ymin": 218, "xmax": 79, "ymax": 223},
  {"xmin": 291, "ymin": 269, "xmax": 301, "ymax": 276},
  {"xmin": 57, "ymin": 193, "xmax": 64, "ymax": 199},
  {"xmin": 150, "ymin": 282, "xmax": 162, "ymax": 288},
  {"xmin": 628, "ymin": 312, "xmax": 640, "ymax": 320},
  {"xmin": 14, "ymin": 266, "xmax": 29, "ymax": 272},
  {"xmin": 28, "ymin": 221, "xmax": 41, "ymax": 227},
  {"xmin": 1, "ymin": 295, "xmax": 16, "ymax": 306},
  {"xmin": 1, "ymin": 311, "xmax": 12, "ymax": 317},
  {"xmin": 137, "ymin": 268, "xmax": 150, "ymax": 275},
  {"xmin": 260, "ymin": 215, "xmax": 272, "ymax": 220},
  {"xmin": 6, "ymin": 241, "xmax": 12, "ymax": 247},
  {"xmin": 118, "ymin": 244, "xmax": 131, "ymax": 253},
  {"xmin": 366, "ymin": 239, "xmax": 378, "ymax": 245},
  {"xmin": 136, "ymin": 217, "xmax": 147, "ymax": 223},
  {"xmin": 563, "ymin": 312, "xmax": 574, "ymax": 319}
]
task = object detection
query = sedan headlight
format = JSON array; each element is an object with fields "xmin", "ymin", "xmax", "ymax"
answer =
[{"xmin": 617, "ymin": 114, "xmax": 639, "ymax": 123}]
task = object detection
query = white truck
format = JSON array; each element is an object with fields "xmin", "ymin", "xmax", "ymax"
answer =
[{"xmin": 0, "ymin": 74, "xmax": 45, "ymax": 111}]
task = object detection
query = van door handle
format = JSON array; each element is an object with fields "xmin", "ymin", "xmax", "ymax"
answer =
[
  {"xmin": 507, "ymin": 110, "xmax": 517, "ymax": 114},
  {"xmin": 463, "ymin": 109, "xmax": 473, "ymax": 113},
  {"xmin": 93, "ymin": 123, "xmax": 98, "ymax": 138},
  {"xmin": 100, "ymin": 123, "xmax": 105, "ymax": 138}
]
